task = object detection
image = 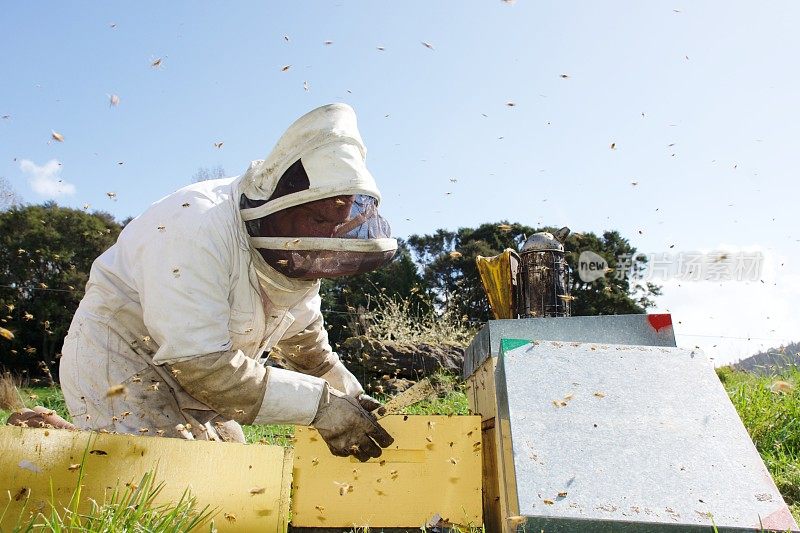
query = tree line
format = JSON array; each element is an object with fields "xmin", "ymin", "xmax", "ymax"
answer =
[{"xmin": 0, "ymin": 202, "xmax": 659, "ymax": 380}]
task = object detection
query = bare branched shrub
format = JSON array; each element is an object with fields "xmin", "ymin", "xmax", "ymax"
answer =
[
  {"xmin": 0, "ymin": 372, "xmax": 23, "ymax": 410},
  {"xmin": 365, "ymin": 294, "xmax": 476, "ymax": 347}
]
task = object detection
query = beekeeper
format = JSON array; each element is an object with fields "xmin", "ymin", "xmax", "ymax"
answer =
[{"xmin": 57, "ymin": 103, "xmax": 396, "ymax": 461}]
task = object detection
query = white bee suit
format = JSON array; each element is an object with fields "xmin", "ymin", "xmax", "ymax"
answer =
[{"xmin": 59, "ymin": 104, "xmax": 394, "ymax": 441}]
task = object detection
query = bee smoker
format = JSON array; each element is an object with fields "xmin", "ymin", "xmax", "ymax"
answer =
[
  {"xmin": 475, "ymin": 227, "xmax": 572, "ymax": 319},
  {"xmin": 516, "ymin": 227, "xmax": 572, "ymax": 318}
]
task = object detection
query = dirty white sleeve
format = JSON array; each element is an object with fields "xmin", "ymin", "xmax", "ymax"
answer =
[
  {"xmin": 270, "ymin": 291, "xmax": 339, "ymax": 377},
  {"xmin": 255, "ymin": 367, "xmax": 326, "ymax": 425},
  {"xmin": 319, "ymin": 360, "xmax": 364, "ymax": 397}
]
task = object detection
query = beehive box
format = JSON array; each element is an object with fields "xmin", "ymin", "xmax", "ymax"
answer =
[
  {"xmin": 464, "ymin": 314, "xmax": 677, "ymax": 532},
  {"xmin": 495, "ymin": 339, "xmax": 798, "ymax": 532},
  {"xmin": 0, "ymin": 426, "xmax": 292, "ymax": 532},
  {"xmin": 291, "ymin": 415, "xmax": 482, "ymax": 530}
]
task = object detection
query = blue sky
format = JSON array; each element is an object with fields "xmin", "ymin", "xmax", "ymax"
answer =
[{"xmin": 1, "ymin": 2, "xmax": 798, "ymax": 363}]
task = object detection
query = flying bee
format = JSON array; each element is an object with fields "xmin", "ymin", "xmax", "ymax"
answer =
[
  {"xmin": 771, "ymin": 381, "xmax": 794, "ymax": 395},
  {"xmin": 334, "ymin": 481, "xmax": 353, "ymax": 496},
  {"xmin": 105, "ymin": 384, "xmax": 127, "ymax": 397},
  {"xmin": 506, "ymin": 516, "xmax": 526, "ymax": 528}
]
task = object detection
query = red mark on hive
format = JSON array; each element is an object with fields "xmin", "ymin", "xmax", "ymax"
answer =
[
  {"xmin": 647, "ymin": 314, "xmax": 672, "ymax": 332},
  {"xmin": 760, "ymin": 506, "xmax": 797, "ymax": 530}
]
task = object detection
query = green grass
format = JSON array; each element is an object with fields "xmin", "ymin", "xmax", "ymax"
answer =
[
  {"xmin": 243, "ymin": 423, "xmax": 295, "ymax": 446},
  {"xmin": 717, "ymin": 365, "xmax": 800, "ymax": 521},
  {"xmin": 2, "ymin": 461, "xmax": 216, "ymax": 532},
  {"xmin": 396, "ymin": 372, "xmax": 470, "ymax": 416}
]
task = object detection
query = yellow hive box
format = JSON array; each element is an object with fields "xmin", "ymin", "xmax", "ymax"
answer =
[
  {"xmin": 0, "ymin": 426, "xmax": 292, "ymax": 532},
  {"xmin": 465, "ymin": 357, "xmax": 509, "ymax": 533},
  {"xmin": 291, "ymin": 415, "xmax": 482, "ymax": 529},
  {"xmin": 465, "ymin": 356, "xmax": 498, "ymax": 422}
]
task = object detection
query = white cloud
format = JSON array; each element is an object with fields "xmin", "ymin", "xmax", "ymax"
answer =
[
  {"xmin": 19, "ymin": 159, "xmax": 76, "ymax": 197},
  {"xmin": 650, "ymin": 246, "xmax": 799, "ymax": 366}
]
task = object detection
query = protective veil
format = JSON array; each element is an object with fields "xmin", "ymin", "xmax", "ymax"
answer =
[
  {"xmin": 239, "ymin": 103, "xmax": 397, "ymax": 278},
  {"xmin": 59, "ymin": 104, "xmax": 394, "ymax": 442}
]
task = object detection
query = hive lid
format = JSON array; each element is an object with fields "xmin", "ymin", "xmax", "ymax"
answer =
[
  {"xmin": 463, "ymin": 314, "xmax": 676, "ymax": 378},
  {"xmin": 494, "ymin": 339, "xmax": 798, "ymax": 532}
]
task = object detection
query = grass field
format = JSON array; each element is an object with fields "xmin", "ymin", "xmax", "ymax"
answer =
[
  {"xmin": 717, "ymin": 365, "xmax": 800, "ymax": 520},
  {"xmin": 2, "ymin": 367, "xmax": 799, "ymax": 528}
]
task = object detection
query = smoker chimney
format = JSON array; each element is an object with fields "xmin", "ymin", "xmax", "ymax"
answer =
[{"xmin": 517, "ymin": 227, "xmax": 572, "ymax": 318}]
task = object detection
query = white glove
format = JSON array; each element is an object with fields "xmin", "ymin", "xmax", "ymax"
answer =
[{"xmin": 320, "ymin": 360, "xmax": 364, "ymax": 397}]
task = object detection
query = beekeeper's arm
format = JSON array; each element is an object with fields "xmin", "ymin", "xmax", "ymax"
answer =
[
  {"xmin": 168, "ymin": 348, "xmax": 390, "ymax": 460},
  {"xmin": 269, "ymin": 288, "xmax": 367, "ymax": 399},
  {"xmin": 138, "ymin": 214, "xmax": 390, "ymax": 458}
]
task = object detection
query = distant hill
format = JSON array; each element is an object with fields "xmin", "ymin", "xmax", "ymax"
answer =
[{"xmin": 734, "ymin": 341, "xmax": 800, "ymax": 374}]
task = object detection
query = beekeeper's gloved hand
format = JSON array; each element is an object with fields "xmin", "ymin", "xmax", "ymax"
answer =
[
  {"xmin": 312, "ymin": 383, "xmax": 394, "ymax": 462},
  {"xmin": 7, "ymin": 406, "xmax": 76, "ymax": 430},
  {"xmin": 320, "ymin": 360, "xmax": 385, "ymax": 415}
]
